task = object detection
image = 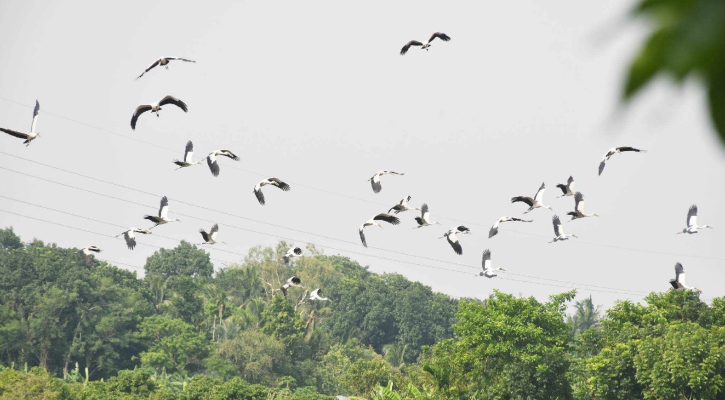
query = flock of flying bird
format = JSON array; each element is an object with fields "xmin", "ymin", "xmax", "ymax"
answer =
[{"xmin": 1, "ymin": 40, "xmax": 715, "ymax": 298}]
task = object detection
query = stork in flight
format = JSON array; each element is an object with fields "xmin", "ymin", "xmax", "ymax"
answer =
[
  {"xmin": 511, "ymin": 182, "xmax": 553, "ymax": 214},
  {"xmin": 669, "ymin": 262, "xmax": 692, "ymax": 290},
  {"xmin": 281, "ymin": 276, "xmax": 302, "ymax": 297},
  {"xmin": 439, "ymin": 226, "xmax": 471, "ymax": 255},
  {"xmin": 199, "ymin": 224, "xmax": 225, "ymax": 245},
  {"xmin": 479, "ymin": 249, "xmax": 504, "ymax": 278},
  {"xmin": 115, "ymin": 228, "xmax": 151, "ymax": 250},
  {"xmin": 309, "ymin": 288, "xmax": 330, "ymax": 301},
  {"xmin": 1, "ymin": 100, "xmax": 40, "ymax": 146},
  {"xmin": 284, "ymin": 247, "xmax": 303, "ymax": 265},
  {"xmin": 556, "ymin": 176, "xmax": 575, "ymax": 198},
  {"xmin": 488, "ymin": 216, "xmax": 533, "ymax": 238},
  {"xmin": 369, "ymin": 170, "xmax": 404, "ymax": 194},
  {"xmin": 414, "ymin": 203, "xmax": 441, "ymax": 228},
  {"xmin": 359, "ymin": 213, "xmax": 401, "ymax": 247},
  {"xmin": 206, "ymin": 149, "xmax": 240, "ymax": 177},
  {"xmin": 677, "ymin": 205, "xmax": 713, "ymax": 234},
  {"xmin": 136, "ymin": 57, "xmax": 196, "ymax": 80},
  {"xmin": 144, "ymin": 196, "xmax": 181, "ymax": 229},
  {"xmin": 388, "ymin": 196, "xmax": 420, "ymax": 214},
  {"xmin": 79, "ymin": 246, "xmax": 101, "ymax": 264},
  {"xmin": 598, "ymin": 146, "xmax": 647, "ymax": 176},
  {"xmin": 550, "ymin": 215, "xmax": 577, "ymax": 242},
  {"xmin": 400, "ymin": 32, "xmax": 451, "ymax": 55},
  {"xmin": 131, "ymin": 95, "xmax": 188, "ymax": 130},
  {"xmin": 254, "ymin": 178, "xmax": 291, "ymax": 205},
  {"xmin": 173, "ymin": 140, "xmax": 203, "ymax": 169},
  {"xmin": 567, "ymin": 192, "xmax": 599, "ymax": 221}
]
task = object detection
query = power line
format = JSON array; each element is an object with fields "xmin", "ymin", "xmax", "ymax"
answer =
[
  {"xmin": 0, "ymin": 164, "xmax": 654, "ymax": 295},
  {"xmin": 0, "ymin": 197, "xmax": 649, "ymax": 297}
]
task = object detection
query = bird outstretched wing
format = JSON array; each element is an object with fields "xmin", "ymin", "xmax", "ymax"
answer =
[
  {"xmin": 0, "ymin": 127, "xmax": 30, "ymax": 140},
  {"xmin": 511, "ymin": 196, "xmax": 534, "ymax": 207},
  {"xmin": 359, "ymin": 227, "xmax": 367, "ymax": 247},
  {"xmin": 254, "ymin": 188, "xmax": 266, "ymax": 205},
  {"xmin": 136, "ymin": 59, "xmax": 161, "ymax": 80},
  {"xmin": 428, "ymin": 32, "xmax": 451, "ymax": 43},
  {"xmin": 269, "ymin": 178, "xmax": 291, "ymax": 191},
  {"xmin": 130, "ymin": 105, "xmax": 153, "ymax": 130},
  {"xmin": 446, "ymin": 233, "xmax": 462, "ymax": 255},
  {"xmin": 687, "ymin": 205, "xmax": 698, "ymax": 228},
  {"xmin": 374, "ymin": 213, "xmax": 401, "ymax": 225},
  {"xmin": 207, "ymin": 154, "xmax": 220, "ymax": 177},
  {"xmin": 158, "ymin": 196, "xmax": 169, "ymax": 218},
  {"xmin": 159, "ymin": 95, "xmax": 188, "ymax": 112},
  {"xmin": 552, "ymin": 215, "xmax": 563, "ymax": 237},
  {"xmin": 400, "ymin": 40, "xmax": 424, "ymax": 55},
  {"xmin": 574, "ymin": 192, "xmax": 585, "ymax": 212},
  {"xmin": 183, "ymin": 140, "xmax": 194, "ymax": 163},
  {"xmin": 533, "ymin": 182, "xmax": 546, "ymax": 202},
  {"xmin": 31, "ymin": 100, "xmax": 40, "ymax": 133}
]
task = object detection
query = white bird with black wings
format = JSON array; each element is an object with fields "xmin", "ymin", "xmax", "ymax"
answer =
[
  {"xmin": 488, "ymin": 216, "xmax": 532, "ymax": 238},
  {"xmin": 1, "ymin": 100, "xmax": 40, "ymax": 146},
  {"xmin": 400, "ymin": 32, "xmax": 451, "ymax": 55},
  {"xmin": 413, "ymin": 203, "xmax": 441, "ymax": 228},
  {"xmin": 511, "ymin": 182, "xmax": 553, "ymax": 214},
  {"xmin": 440, "ymin": 226, "xmax": 471, "ymax": 255},
  {"xmin": 206, "ymin": 149, "xmax": 240, "ymax": 177},
  {"xmin": 131, "ymin": 95, "xmax": 188, "ymax": 130},
  {"xmin": 173, "ymin": 140, "xmax": 203, "ymax": 169},
  {"xmin": 284, "ymin": 247, "xmax": 303, "ymax": 265},
  {"xmin": 598, "ymin": 146, "xmax": 647, "ymax": 176},
  {"xmin": 309, "ymin": 288, "xmax": 330, "ymax": 301},
  {"xmin": 136, "ymin": 57, "xmax": 196, "ymax": 80},
  {"xmin": 254, "ymin": 178, "xmax": 291, "ymax": 205},
  {"xmin": 567, "ymin": 192, "xmax": 599, "ymax": 221},
  {"xmin": 479, "ymin": 249, "xmax": 504, "ymax": 278},
  {"xmin": 359, "ymin": 213, "xmax": 401, "ymax": 247},
  {"xmin": 281, "ymin": 276, "xmax": 302, "ymax": 297},
  {"xmin": 549, "ymin": 215, "xmax": 577, "ymax": 243},
  {"xmin": 388, "ymin": 196, "xmax": 420, "ymax": 214},
  {"xmin": 144, "ymin": 196, "xmax": 181, "ymax": 228},
  {"xmin": 115, "ymin": 228, "xmax": 151, "ymax": 250},
  {"xmin": 669, "ymin": 262, "xmax": 692, "ymax": 290},
  {"xmin": 199, "ymin": 224, "xmax": 225, "ymax": 245},
  {"xmin": 369, "ymin": 170, "xmax": 404, "ymax": 194},
  {"xmin": 556, "ymin": 176, "xmax": 575, "ymax": 197},
  {"xmin": 677, "ymin": 205, "xmax": 713, "ymax": 234}
]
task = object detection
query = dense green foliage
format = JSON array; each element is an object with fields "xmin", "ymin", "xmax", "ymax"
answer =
[
  {"xmin": 625, "ymin": 0, "xmax": 725, "ymax": 144},
  {"xmin": 2, "ymin": 226, "xmax": 725, "ymax": 399}
]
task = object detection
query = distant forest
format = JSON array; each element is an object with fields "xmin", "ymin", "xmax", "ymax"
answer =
[{"xmin": 1, "ymin": 226, "xmax": 724, "ymax": 399}]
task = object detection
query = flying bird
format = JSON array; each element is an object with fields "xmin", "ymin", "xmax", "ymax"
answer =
[
  {"xmin": 488, "ymin": 216, "xmax": 533, "ymax": 238},
  {"xmin": 199, "ymin": 223, "xmax": 225, "ymax": 245},
  {"xmin": 1, "ymin": 100, "xmax": 40, "ymax": 146},
  {"xmin": 130, "ymin": 95, "xmax": 188, "ymax": 130},
  {"xmin": 173, "ymin": 140, "xmax": 203, "ymax": 169},
  {"xmin": 388, "ymin": 196, "xmax": 420, "ymax": 214},
  {"xmin": 556, "ymin": 176, "xmax": 575, "ymax": 197},
  {"xmin": 284, "ymin": 247, "xmax": 303, "ymax": 265},
  {"xmin": 669, "ymin": 262, "xmax": 692, "ymax": 290},
  {"xmin": 550, "ymin": 215, "xmax": 577, "ymax": 242},
  {"xmin": 359, "ymin": 213, "xmax": 401, "ymax": 247},
  {"xmin": 369, "ymin": 170, "xmax": 404, "ymax": 194},
  {"xmin": 567, "ymin": 192, "xmax": 599, "ymax": 220},
  {"xmin": 598, "ymin": 146, "xmax": 647, "ymax": 176},
  {"xmin": 479, "ymin": 249, "xmax": 505, "ymax": 278},
  {"xmin": 79, "ymin": 246, "xmax": 101, "ymax": 264},
  {"xmin": 144, "ymin": 196, "xmax": 181, "ymax": 228},
  {"xmin": 254, "ymin": 178, "xmax": 291, "ymax": 205},
  {"xmin": 414, "ymin": 203, "xmax": 441, "ymax": 228},
  {"xmin": 400, "ymin": 32, "xmax": 451, "ymax": 55},
  {"xmin": 115, "ymin": 228, "xmax": 151, "ymax": 250},
  {"xmin": 281, "ymin": 276, "xmax": 302, "ymax": 297},
  {"xmin": 400, "ymin": 40, "xmax": 424, "ymax": 55},
  {"xmin": 136, "ymin": 57, "xmax": 196, "ymax": 79},
  {"xmin": 439, "ymin": 226, "xmax": 471, "ymax": 255},
  {"xmin": 206, "ymin": 149, "xmax": 240, "ymax": 177},
  {"xmin": 677, "ymin": 205, "xmax": 713, "ymax": 234},
  {"xmin": 511, "ymin": 182, "xmax": 554, "ymax": 214},
  {"xmin": 309, "ymin": 288, "xmax": 330, "ymax": 301}
]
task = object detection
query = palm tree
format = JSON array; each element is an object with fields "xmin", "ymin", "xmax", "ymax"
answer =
[
  {"xmin": 383, "ymin": 343, "xmax": 408, "ymax": 368},
  {"xmin": 567, "ymin": 296, "xmax": 601, "ymax": 336}
]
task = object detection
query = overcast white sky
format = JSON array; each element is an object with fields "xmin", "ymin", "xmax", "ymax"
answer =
[{"xmin": 1, "ymin": 0, "xmax": 723, "ymax": 310}]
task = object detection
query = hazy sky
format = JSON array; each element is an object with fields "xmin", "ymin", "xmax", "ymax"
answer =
[{"xmin": 1, "ymin": 0, "xmax": 723, "ymax": 310}]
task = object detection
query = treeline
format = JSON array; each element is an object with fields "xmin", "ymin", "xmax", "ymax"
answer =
[{"xmin": 1, "ymin": 226, "xmax": 725, "ymax": 399}]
